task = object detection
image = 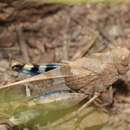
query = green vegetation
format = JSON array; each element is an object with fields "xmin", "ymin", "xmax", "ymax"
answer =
[{"xmin": 0, "ymin": 88, "xmax": 77, "ymax": 126}]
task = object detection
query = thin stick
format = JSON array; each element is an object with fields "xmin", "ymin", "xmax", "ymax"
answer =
[
  {"xmin": 77, "ymin": 92, "xmax": 100, "ymax": 113},
  {"xmin": 72, "ymin": 35, "xmax": 97, "ymax": 60},
  {"xmin": 16, "ymin": 26, "xmax": 30, "ymax": 63},
  {"xmin": 0, "ymin": 74, "xmax": 73, "ymax": 89}
]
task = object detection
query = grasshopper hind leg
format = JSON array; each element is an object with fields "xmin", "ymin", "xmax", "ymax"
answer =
[
  {"xmin": 101, "ymin": 86, "xmax": 114, "ymax": 107},
  {"xmin": 93, "ymin": 86, "xmax": 114, "ymax": 108},
  {"xmin": 74, "ymin": 87, "xmax": 113, "ymax": 129}
]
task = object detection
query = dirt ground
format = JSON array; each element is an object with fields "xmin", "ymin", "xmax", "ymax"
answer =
[
  {"xmin": 0, "ymin": 3, "xmax": 130, "ymax": 63},
  {"xmin": 0, "ymin": 2, "xmax": 130, "ymax": 130}
]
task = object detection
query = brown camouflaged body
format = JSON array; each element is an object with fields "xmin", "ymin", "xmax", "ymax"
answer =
[{"xmin": 61, "ymin": 47, "xmax": 130, "ymax": 96}]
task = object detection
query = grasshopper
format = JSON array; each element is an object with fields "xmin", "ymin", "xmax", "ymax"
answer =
[{"xmin": 1, "ymin": 47, "xmax": 130, "ymax": 107}]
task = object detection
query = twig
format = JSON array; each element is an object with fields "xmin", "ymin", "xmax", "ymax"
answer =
[
  {"xmin": 72, "ymin": 34, "xmax": 97, "ymax": 60},
  {"xmin": 16, "ymin": 26, "xmax": 30, "ymax": 63}
]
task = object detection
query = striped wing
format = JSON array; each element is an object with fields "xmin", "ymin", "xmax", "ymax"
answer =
[{"xmin": 0, "ymin": 62, "xmax": 88, "ymax": 95}]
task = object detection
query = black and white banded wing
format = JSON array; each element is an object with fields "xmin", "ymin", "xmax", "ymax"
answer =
[
  {"xmin": 3, "ymin": 60, "xmax": 90, "ymax": 96},
  {"xmin": 2, "ymin": 63, "xmax": 76, "ymax": 96},
  {"xmin": 12, "ymin": 63, "xmax": 61, "ymax": 76}
]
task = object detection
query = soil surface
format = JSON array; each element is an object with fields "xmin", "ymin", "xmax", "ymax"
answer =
[{"xmin": 0, "ymin": 2, "xmax": 130, "ymax": 130}]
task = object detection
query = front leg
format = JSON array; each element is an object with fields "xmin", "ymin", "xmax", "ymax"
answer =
[{"xmin": 100, "ymin": 86, "xmax": 114, "ymax": 107}]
